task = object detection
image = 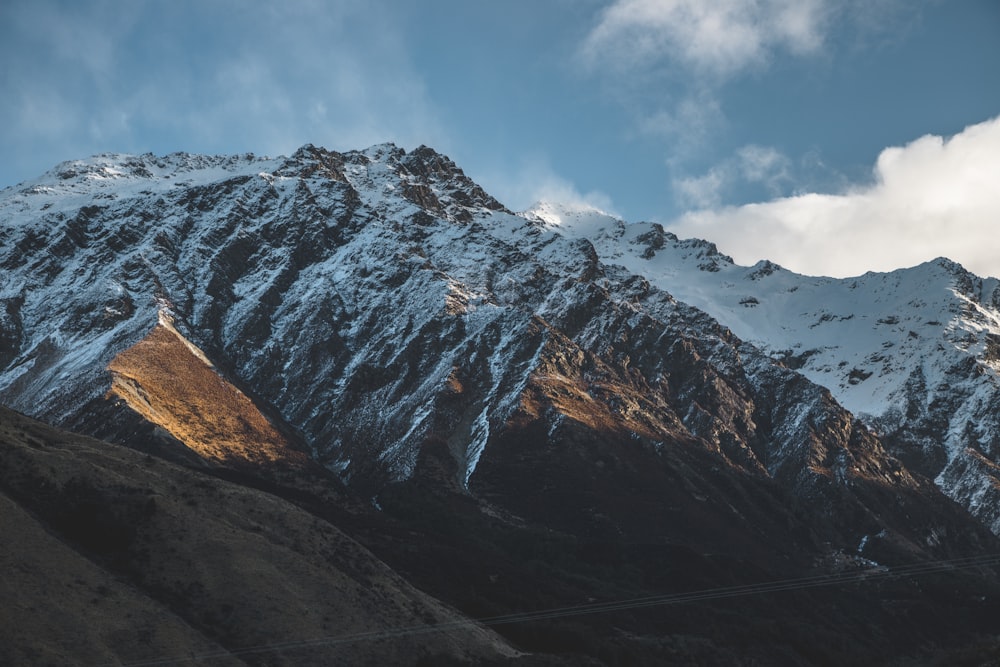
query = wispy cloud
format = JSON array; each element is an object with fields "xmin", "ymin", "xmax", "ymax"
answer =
[
  {"xmin": 667, "ymin": 115, "xmax": 1000, "ymax": 279},
  {"xmin": 578, "ymin": 0, "xmax": 842, "ymax": 201},
  {"xmin": 673, "ymin": 143, "xmax": 793, "ymax": 207},
  {"xmin": 581, "ymin": 0, "xmax": 829, "ymax": 79},
  {"xmin": 579, "ymin": 0, "xmax": 927, "ymax": 213},
  {"xmin": 736, "ymin": 144, "xmax": 792, "ymax": 186},
  {"xmin": 635, "ymin": 89, "xmax": 724, "ymax": 152},
  {"xmin": 672, "ymin": 169, "xmax": 728, "ymax": 210},
  {"xmin": 0, "ymin": 0, "xmax": 446, "ymax": 186}
]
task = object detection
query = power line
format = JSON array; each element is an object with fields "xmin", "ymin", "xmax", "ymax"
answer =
[{"xmin": 114, "ymin": 551, "xmax": 1000, "ymax": 666}]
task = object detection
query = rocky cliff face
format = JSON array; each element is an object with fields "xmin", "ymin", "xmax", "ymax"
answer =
[{"xmin": 2, "ymin": 144, "xmax": 1000, "ymax": 664}]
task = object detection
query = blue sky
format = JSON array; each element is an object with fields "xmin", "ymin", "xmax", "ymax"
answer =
[{"xmin": 2, "ymin": 0, "xmax": 999, "ymax": 277}]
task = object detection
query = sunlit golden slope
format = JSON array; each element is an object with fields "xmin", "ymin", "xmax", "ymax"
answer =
[{"xmin": 107, "ymin": 311, "xmax": 306, "ymax": 467}]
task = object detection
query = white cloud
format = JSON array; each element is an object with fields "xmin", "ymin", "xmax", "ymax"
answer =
[
  {"xmin": 736, "ymin": 144, "xmax": 791, "ymax": 186},
  {"xmin": 673, "ymin": 169, "xmax": 727, "ymax": 209},
  {"xmin": 582, "ymin": 0, "xmax": 829, "ymax": 78},
  {"xmin": 666, "ymin": 116, "xmax": 1000, "ymax": 278}
]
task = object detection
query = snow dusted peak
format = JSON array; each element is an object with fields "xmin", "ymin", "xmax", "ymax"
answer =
[
  {"xmin": 0, "ymin": 150, "xmax": 284, "ymax": 223},
  {"xmin": 397, "ymin": 145, "xmax": 508, "ymax": 216},
  {"xmin": 930, "ymin": 256, "xmax": 972, "ymax": 278},
  {"xmin": 524, "ymin": 201, "xmax": 734, "ymax": 267},
  {"xmin": 920, "ymin": 257, "xmax": 1000, "ymax": 306},
  {"xmin": 524, "ymin": 199, "xmax": 617, "ymax": 226},
  {"xmin": 42, "ymin": 151, "xmax": 268, "ymax": 185},
  {"xmin": 361, "ymin": 142, "xmax": 407, "ymax": 163},
  {"xmin": 745, "ymin": 259, "xmax": 786, "ymax": 279},
  {"xmin": 272, "ymin": 144, "xmax": 351, "ymax": 182},
  {"xmin": 10, "ymin": 151, "xmax": 275, "ymax": 199},
  {"xmin": 400, "ymin": 145, "xmax": 459, "ymax": 177},
  {"xmin": 523, "ymin": 200, "xmax": 623, "ymax": 237},
  {"xmin": 326, "ymin": 143, "xmax": 509, "ymax": 223}
]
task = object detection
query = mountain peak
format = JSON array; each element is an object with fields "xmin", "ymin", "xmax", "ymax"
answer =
[{"xmin": 523, "ymin": 200, "xmax": 623, "ymax": 239}]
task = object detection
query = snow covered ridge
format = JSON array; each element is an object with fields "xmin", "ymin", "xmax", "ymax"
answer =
[
  {"xmin": 0, "ymin": 143, "xmax": 552, "ymax": 489},
  {"xmin": 1, "ymin": 142, "xmax": 999, "ymax": 541},
  {"xmin": 526, "ymin": 201, "xmax": 1000, "ymax": 531}
]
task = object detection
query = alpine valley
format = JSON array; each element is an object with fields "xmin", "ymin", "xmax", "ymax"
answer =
[{"xmin": 1, "ymin": 144, "xmax": 999, "ymax": 666}]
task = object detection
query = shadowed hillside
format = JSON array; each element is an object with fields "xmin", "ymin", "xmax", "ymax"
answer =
[{"xmin": 0, "ymin": 406, "xmax": 524, "ymax": 667}]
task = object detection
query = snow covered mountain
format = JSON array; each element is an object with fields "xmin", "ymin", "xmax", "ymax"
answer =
[
  {"xmin": 4, "ymin": 146, "xmax": 999, "ymax": 530},
  {"xmin": 529, "ymin": 201, "xmax": 1000, "ymax": 533},
  {"xmin": 3, "ymin": 143, "xmax": 1000, "ymax": 663},
  {"xmin": 0, "ymin": 143, "xmax": 995, "ymax": 521}
]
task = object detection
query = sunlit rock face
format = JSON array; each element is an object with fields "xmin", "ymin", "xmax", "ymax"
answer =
[{"xmin": 106, "ymin": 310, "xmax": 307, "ymax": 468}]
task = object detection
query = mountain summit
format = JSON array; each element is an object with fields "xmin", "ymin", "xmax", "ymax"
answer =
[{"xmin": 2, "ymin": 144, "xmax": 1000, "ymax": 665}]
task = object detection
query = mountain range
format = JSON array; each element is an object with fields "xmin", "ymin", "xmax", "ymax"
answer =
[{"xmin": 1, "ymin": 143, "xmax": 999, "ymax": 665}]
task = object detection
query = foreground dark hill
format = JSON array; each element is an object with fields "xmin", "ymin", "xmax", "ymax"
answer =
[
  {"xmin": 0, "ymin": 406, "xmax": 522, "ymax": 666},
  {"xmin": 3, "ymin": 399, "xmax": 1000, "ymax": 666},
  {"xmin": 2, "ymin": 144, "xmax": 1000, "ymax": 664}
]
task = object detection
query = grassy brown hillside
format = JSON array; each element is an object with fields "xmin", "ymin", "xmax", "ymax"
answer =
[
  {"xmin": 106, "ymin": 312, "xmax": 307, "ymax": 468},
  {"xmin": 0, "ymin": 487, "xmax": 244, "ymax": 666},
  {"xmin": 0, "ymin": 406, "xmax": 520, "ymax": 667}
]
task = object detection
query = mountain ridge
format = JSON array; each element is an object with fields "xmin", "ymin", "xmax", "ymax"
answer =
[
  {"xmin": 2, "ymin": 141, "xmax": 998, "ymax": 515},
  {"xmin": 527, "ymin": 200, "xmax": 1000, "ymax": 532}
]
